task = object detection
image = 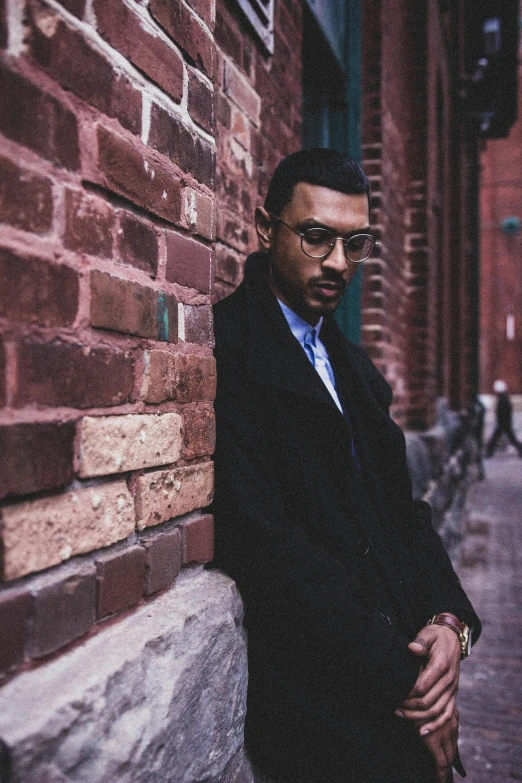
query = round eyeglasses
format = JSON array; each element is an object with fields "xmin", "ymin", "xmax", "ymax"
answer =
[{"xmin": 269, "ymin": 214, "xmax": 376, "ymax": 263}]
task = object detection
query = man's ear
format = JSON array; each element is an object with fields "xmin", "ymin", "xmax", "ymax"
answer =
[{"xmin": 255, "ymin": 206, "xmax": 273, "ymax": 250}]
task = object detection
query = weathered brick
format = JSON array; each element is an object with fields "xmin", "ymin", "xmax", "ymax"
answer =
[
  {"xmin": 117, "ymin": 212, "xmax": 158, "ymax": 276},
  {"xmin": 186, "ymin": 0, "xmax": 214, "ymax": 28},
  {"xmin": 64, "ymin": 188, "xmax": 114, "ymax": 257},
  {"xmin": 215, "ymin": 243, "xmax": 244, "ymax": 287},
  {"xmin": 94, "ymin": 0, "xmax": 183, "ymax": 103},
  {"xmin": 56, "ymin": 0, "xmax": 85, "ymax": 17},
  {"xmin": 111, "ymin": 74, "xmax": 142, "ymax": 136},
  {"xmin": 78, "ymin": 413, "xmax": 182, "ymax": 478},
  {"xmin": 183, "ymin": 305, "xmax": 214, "ymax": 346},
  {"xmin": 97, "ymin": 126, "xmax": 182, "ymax": 223},
  {"xmin": 0, "ymin": 249, "xmax": 79, "ymax": 328},
  {"xmin": 0, "ymin": 422, "xmax": 75, "ymax": 500},
  {"xmin": 215, "ymin": 12, "xmax": 241, "ymax": 65},
  {"xmin": 217, "ymin": 93, "xmax": 232, "ymax": 129},
  {"xmin": 180, "ymin": 513, "xmax": 214, "ymax": 564},
  {"xmin": 149, "ymin": 104, "xmax": 215, "ymax": 188},
  {"xmin": 0, "ymin": 157, "xmax": 53, "ymax": 233},
  {"xmin": 140, "ymin": 351, "xmax": 216, "ymax": 404},
  {"xmin": 15, "ymin": 340, "xmax": 134, "ymax": 409},
  {"xmin": 217, "ymin": 207, "xmax": 253, "ymax": 253},
  {"xmin": 0, "ymin": 0, "xmax": 7, "ymax": 47},
  {"xmin": 28, "ymin": 5, "xmax": 113, "ymax": 114},
  {"xmin": 224, "ymin": 60, "xmax": 260, "ymax": 126},
  {"xmin": 182, "ymin": 188, "xmax": 215, "ymax": 241},
  {"xmin": 1, "ymin": 482, "xmax": 135, "ymax": 580},
  {"xmin": 0, "ymin": 589, "xmax": 31, "ymax": 674},
  {"xmin": 90, "ymin": 271, "xmax": 178, "ymax": 343},
  {"xmin": 0, "ymin": 337, "xmax": 5, "ymax": 408},
  {"xmin": 188, "ymin": 69, "xmax": 215, "ymax": 134},
  {"xmin": 165, "ymin": 230, "xmax": 213, "ymax": 293},
  {"xmin": 0, "ymin": 64, "xmax": 80, "ymax": 171},
  {"xmin": 134, "ymin": 461, "xmax": 214, "ymax": 530},
  {"xmin": 149, "ymin": 0, "xmax": 214, "ymax": 77},
  {"xmin": 140, "ymin": 526, "xmax": 182, "ymax": 596},
  {"xmin": 182, "ymin": 407, "xmax": 215, "ymax": 459},
  {"xmin": 96, "ymin": 546, "xmax": 146, "ymax": 619},
  {"xmin": 28, "ymin": 567, "xmax": 96, "ymax": 658}
]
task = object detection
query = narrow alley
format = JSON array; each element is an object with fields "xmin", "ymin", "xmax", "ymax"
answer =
[{"xmin": 458, "ymin": 452, "xmax": 522, "ymax": 782}]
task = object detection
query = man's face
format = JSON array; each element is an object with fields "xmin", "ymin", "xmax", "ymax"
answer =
[{"xmin": 256, "ymin": 182, "xmax": 370, "ymax": 325}]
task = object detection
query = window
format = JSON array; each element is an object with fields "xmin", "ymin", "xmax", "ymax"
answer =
[{"xmin": 236, "ymin": 0, "xmax": 274, "ymax": 53}]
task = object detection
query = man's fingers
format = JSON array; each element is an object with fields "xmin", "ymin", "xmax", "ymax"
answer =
[{"xmin": 408, "ymin": 636, "xmax": 427, "ymax": 656}]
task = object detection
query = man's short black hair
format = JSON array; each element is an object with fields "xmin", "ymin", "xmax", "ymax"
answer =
[{"xmin": 264, "ymin": 148, "xmax": 370, "ymax": 216}]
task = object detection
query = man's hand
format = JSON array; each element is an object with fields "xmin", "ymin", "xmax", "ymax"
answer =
[
  {"xmin": 421, "ymin": 706, "xmax": 460, "ymax": 783},
  {"xmin": 395, "ymin": 623, "xmax": 461, "ymax": 734}
]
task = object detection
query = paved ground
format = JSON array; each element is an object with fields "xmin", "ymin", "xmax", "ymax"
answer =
[{"xmin": 457, "ymin": 450, "xmax": 522, "ymax": 782}]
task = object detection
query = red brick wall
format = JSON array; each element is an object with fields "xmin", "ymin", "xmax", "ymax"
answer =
[
  {"xmin": 480, "ymin": 33, "xmax": 522, "ymax": 395},
  {"xmin": 213, "ymin": 0, "xmax": 303, "ymax": 301},
  {"xmin": 0, "ymin": 0, "xmax": 216, "ymax": 678}
]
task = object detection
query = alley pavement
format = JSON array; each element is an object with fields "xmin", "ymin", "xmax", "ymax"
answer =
[{"xmin": 457, "ymin": 450, "xmax": 522, "ymax": 782}]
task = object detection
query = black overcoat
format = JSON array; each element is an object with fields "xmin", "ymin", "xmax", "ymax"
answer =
[{"xmin": 211, "ymin": 253, "xmax": 480, "ymax": 783}]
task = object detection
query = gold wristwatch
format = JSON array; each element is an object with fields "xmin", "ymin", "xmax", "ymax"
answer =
[{"xmin": 428, "ymin": 613, "xmax": 472, "ymax": 659}]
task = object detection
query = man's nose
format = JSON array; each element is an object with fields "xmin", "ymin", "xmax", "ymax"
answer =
[{"xmin": 322, "ymin": 237, "xmax": 348, "ymax": 272}]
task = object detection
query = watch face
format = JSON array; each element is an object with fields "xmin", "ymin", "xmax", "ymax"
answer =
[{"xmin": 461, "ymin": 625, "xmax": 471, "ymax": 657}]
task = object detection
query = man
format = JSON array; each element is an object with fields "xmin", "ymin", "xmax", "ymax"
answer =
[
  {"xmin": 485, "ymin": 379, "xmax": 522, "ymax": 457},
  {"xmin": 211, "ymin": 149, "xmax": 480, "ymax": 783}
]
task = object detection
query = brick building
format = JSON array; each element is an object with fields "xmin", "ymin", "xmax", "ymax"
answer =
[
  {"xmin": 480, "ymin": 5, "xmax": 522, "ymax": 396},
  {"xmin": 0, "ymin": 0, "xmax": 518, "ymax": 781}
]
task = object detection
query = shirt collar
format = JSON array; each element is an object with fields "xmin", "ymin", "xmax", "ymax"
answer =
[{"xmin": 277, "ymin": 299, "xmax": 323, "ymax": 344}]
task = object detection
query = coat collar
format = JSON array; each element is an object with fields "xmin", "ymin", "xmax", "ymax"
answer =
[{"xmin": 242, "ymin": 253, "xmax": 344, "ymax": 412}]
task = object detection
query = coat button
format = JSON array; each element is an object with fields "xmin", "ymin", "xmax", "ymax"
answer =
[{"xmin": 357, "ymin": 537, "xmax": 370, "ymax": 555}]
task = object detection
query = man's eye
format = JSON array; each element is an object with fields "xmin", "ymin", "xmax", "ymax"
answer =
[
  {"xmin": 347, "ymin": 235, "xmax": 367, "ymax": 250},
  {"xmin": 304, "ymin": 229, "xmax": 331, "ymax": 245}
]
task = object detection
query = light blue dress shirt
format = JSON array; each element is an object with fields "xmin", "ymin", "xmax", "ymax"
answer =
[{"xmin": 278, "ymin": 300, "xmax": 344, "ymax": 413}]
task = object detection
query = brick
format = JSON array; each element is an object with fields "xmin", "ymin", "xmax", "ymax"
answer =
[
  {"xmin": 28, "ymin": 567, "xmax": 96, "ymax": 658},
  {"xmin": 180, "ymin": 513, "xmax": 214, "ymax": 564},
  {"xmin": 149, "ymin": 104, "xmax": 215, "ymax": 188},
  {"xmin": 217, "ymin": 94, "xmax": 232, "ymax": 129},
  {"xmin": 0, "ymin": 249, "xmax": 79, "ymax": 328},
  {"xmin": 97, "ymin": 126, "xmax": 182, "ymax": 223},
  {"xmin": 224, "ymin": 60, "xmax": 260, "ymax": 126},
  {"xmin": 183, "ymin": 305, "xmax": 214, "ymax": 346},
  {"xmin": 182, "ymin": 406, "xmax": 215, "ymax": 459},
  {"xmin": 94, "ymin": 0, "xmax": 183, "ymax": 103},
  {"xmin": 217, "ymin": 207, "xmax": 253, "ymax": 253},
  {"xmin": 0, "ymin": 589, "xmax": 31, "ymax": 674},
  {"xmin": 117, "ymin": 212, "xmax": 158, "ymax": 275},
  {"xmin": 90, "ymin": 271, "xmax": 178, "ymax": 343},
  {"xmin": 149, "ymin": 0, "xmax": 214, "ymax": 78},
  {"xmin": 0, "ymin": 0, "xmax": 7, "ymax": 48},
  {"xmin": 188, "ymin": 69, "xmax": 215, "ymax": 134},
  {"xmin": 0, "ymin": 337, "xmax": 5, "ymax": 408},
  {"xmin": 134, "ymin": 461, "xmax": 214, "ymax": 530},
  {"xmin": 15, "ymin": 340, "xmax": 134, "ymax": 409},
  {"xmin": 78, "ymin": 413, "xmax": 182, "ymax": 478},
  {"xmin": 185, "ymin": 0, "xmax": 214, "ymax": 28},
  {"xmin": 0, "ymin": 64, "xmax": 79, "ymax": 170},
  {"xmin": 165, "ymin": 230, "xmax": 213, "ymax": 293},
  {"xmin": 28, "ymin": 4, "xmax": 113, "ymax": 114},
  {"xmin": 96, "ymin": 546, "xmax": 146, "ymax": 618},
  {"xmin": 1, "ymin": 481, "xmax": 135, "ymax": 580},
  {"xmin": 140, "ymin": 351, "xmax": 216, "ymax": 404},
  {"xmin": 182, "ymin": 188, "xmax": 215, "ymax": 241},
  {"xmin": 0, "ymin": 157, "xmax": 53, "ymax": 233},
  {"xmin": 215, "ymin": 243, "xmax": 244, "ymax": 287},
  {"xmin": 111, "ymin": 74, "xmax": 142, "ymax": 136},
  {"xmin": 0, "ymin": 422, "xmax": 75, "ymax": 500},
  {"xmin": 215, "ymin": 12, "xmax": 241, "ymax": 65},
  {"xmin": 56, "ymin": 0, "xmax": 85, "ymax": 17},
  {"xmin": 64, "ymin": 188, "xmax": 114, "ymax": 257},
  {"xmin": 140, "ymin": 526, "xmax": 182, "ymax": 595}
]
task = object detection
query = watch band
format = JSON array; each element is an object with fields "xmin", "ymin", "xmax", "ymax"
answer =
[{"xmin": 429, "ymin": 613, "xmax": 471, "ymax": 659}]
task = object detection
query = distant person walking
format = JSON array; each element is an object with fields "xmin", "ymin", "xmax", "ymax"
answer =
[{"xmin": 485, "ymin": 380, "xmax": 522, "ymax": 457}]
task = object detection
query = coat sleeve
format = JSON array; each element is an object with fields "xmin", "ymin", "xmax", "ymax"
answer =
[
  {"xmin": 211, "ymin": 347, "xmax": 423, "ymax": 717},
  {"xmin": 409, "ymin": 500, "xmax": 482, "ymax": 642}
]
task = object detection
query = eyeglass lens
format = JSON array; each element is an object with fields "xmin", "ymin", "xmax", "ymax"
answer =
[{"xmin": 302, "ymin": 228, "xmax": 374, "ymax": 262}]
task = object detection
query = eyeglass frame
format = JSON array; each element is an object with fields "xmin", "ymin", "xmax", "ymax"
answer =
[{"xmin": 268, "ymin": 212, "xmax": 376, "ymax": 263}]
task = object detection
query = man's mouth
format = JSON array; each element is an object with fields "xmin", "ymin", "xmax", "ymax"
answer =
[{"xmin": 312, "ymin": 280, "xmax": 345, "ymax": 298}]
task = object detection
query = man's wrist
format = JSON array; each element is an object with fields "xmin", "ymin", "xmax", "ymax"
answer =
[{"xmin": 428, "ymin": 613, "xmax": 472, "ymax": 659}]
